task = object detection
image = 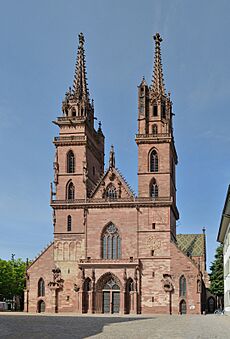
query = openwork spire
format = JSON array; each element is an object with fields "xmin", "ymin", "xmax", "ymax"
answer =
[
  {"xmin": 151, "ymin": 33, "xmax": 166, "ymax": 96},
  {"xmin": 73, "ymin": 32, "xmax": 90, "ymax": 102}
]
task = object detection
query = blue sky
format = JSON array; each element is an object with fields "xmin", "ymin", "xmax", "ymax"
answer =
[{"xmin": 0, "ymin": 0, "xmax": 229, "ymax": 269}]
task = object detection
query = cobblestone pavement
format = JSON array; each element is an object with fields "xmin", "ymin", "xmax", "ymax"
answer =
[{"xmin": 0, "ymin": 313, "xmax": 229, "ymax": 339}]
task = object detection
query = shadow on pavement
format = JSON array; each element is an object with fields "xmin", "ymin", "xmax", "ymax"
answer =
[{"xmin": 0, "ymin": 314, "xmax": 151, "ymax": 339}]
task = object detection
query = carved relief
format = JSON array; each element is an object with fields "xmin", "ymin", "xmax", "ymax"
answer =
[{"xmin": 54, "ymin": 239, "xmax": 85, "ymax": 262}]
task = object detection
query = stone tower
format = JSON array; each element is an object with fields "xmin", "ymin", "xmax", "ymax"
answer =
[
  {"xmin": 135, "ymin": 33, "xmax": 179, "ymax": 239},
  {"xmin": 51, "ymin": 33, "xmax": 104, "ymax": 265}
]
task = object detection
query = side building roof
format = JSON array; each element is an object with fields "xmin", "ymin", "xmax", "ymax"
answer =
[
  {"xmin": 177, "ymin": 233, "xmax": 205, "ymax": 257},
  {"xmin": 217, "ymin": 185, "xmax": 230, "ymax": 243}
]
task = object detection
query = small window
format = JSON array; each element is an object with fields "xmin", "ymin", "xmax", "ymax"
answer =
[
  {"xmin": 152, "ymin": 296, "xmax": 154, "ymax": 302},
  {"xmin": 153, "ymin": 105, "xmax": 158, "ymax": 116},
  {"xmin": 105, "ymin": 184, "xmax": 117, "ymax": 199},
  {"xmin": 67, "ymin": 151, "xmax": 75, "ymax": 173},
  {"xmin": 38, "ymin": 278, "xmax": 45, "ymax": 297},
  {"xmin": 152, "ymin": 124, "xmax": 158, "ymax": 135},
  {"xmin": 152, "ymin": 223, "xmax": 156, "ymax": 229},
  {"xmin": 151, "ymin": 250, "xmax": 154, "ymax": 256},
  {"xmin": 150, "ymin": 178, "xmax": 158, "ymax": 198},
  {"xmin": 150, "ymin": 150, "xmax": 158, "ymax": 172},
  {"xmin": 161, "ymin": 103, "xmax": 166, "ymax": 119},
  {"xmin": 152, "ymin": 271, "xmax": 155, "ymax": 278},
  {"xmin": 72, "ymin": 108, "xmax": 76, "ymax": 117},
  {"xmin": 179, "ymin": 275, "xmax": 186, "ymax": 297},
  {"xmin": 67, "ymin": 182, "xmax": 75, "ymax": 200},
  {"xmin": 67, "ymin": 215, "xmax": 72, "ymax": 232}
]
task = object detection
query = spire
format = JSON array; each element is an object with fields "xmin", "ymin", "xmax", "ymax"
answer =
[
  {"xmin": 73, "ymin": 32, "xmax": 90, "ymax": 103},
  {"xmin": 109, "ymin": 145, "xmax": 115, "ymax": 169},
  {"xmin": 151, "ymin": 33, "xmax": 166, "ymax": 96}
]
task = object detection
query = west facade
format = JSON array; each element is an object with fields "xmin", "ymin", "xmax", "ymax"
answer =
[{"xmin": 25, "ymin": 33, "xmax": 208, "ymax": 315}]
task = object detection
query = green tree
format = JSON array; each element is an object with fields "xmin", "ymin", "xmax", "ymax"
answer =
[
  {"xmin": 209, "ymin": 244, "xmax": 224, "ymax": 307},
  {"xmin": 0, "ymin": 256, "xmax": 27, "ymax": 310}
]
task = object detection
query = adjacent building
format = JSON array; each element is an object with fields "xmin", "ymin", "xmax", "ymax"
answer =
[
  {"xmin": 217, "ymin": 185, "xmax": 230, "ymax": 314},
  {"xmin": 25, "ymin": 33, "xmax": 209, "ymax": 315}
]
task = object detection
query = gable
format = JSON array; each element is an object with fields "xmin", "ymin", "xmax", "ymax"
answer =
[{"xmin": 90, "ymin": 167, "xmax": 135, "ymax": 200}]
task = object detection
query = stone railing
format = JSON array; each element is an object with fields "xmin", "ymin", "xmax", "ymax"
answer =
[
  {"xmin": 53, "ymin": 135, "xmax": 86, "ymax": 142},
  {"xmin": 135, "ymin": 133, "xmax": 171, "ymax": 138},
  {"xmin": 51, "ymin": 196, "xmax": 172, "ymax": 205}
]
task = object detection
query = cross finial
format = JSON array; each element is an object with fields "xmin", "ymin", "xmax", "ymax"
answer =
[{"xmin": 154, "ymin": 32, "xmax": 163, "ymax": 44}]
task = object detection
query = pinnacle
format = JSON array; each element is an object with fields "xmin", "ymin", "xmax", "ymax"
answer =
[
  {"xmin": 72, "ymin": 32, "xmax": 90, "ymax": 102},
  {"xmin": 151, "ymin": 32, "xmax": 166, "ymax": 96}
]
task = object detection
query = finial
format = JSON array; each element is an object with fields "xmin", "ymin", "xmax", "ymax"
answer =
[
  {"xmin": 73, "ymin": 32, "xmax": 90, "ymax": 104},
  {"xmin": 202, "ymin": 227, "xmax": 206, "ymax": 234},
  {"xmin": 109, "ymin": 145, "xmax": 115, "ymax": 168},
  {"xmin": 151, "ymin": 32, "xmax": 166, "ymax": 96},
  {"xmin": 154, "ymin": 32, "xmax": 163, "ymax": 44},
  {"xmin": 79, "ymin": 32, "xmax": 85, "ymax": 45}
]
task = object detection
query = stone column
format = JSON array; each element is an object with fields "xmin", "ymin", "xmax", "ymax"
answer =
[
  {"xmin": 88, "ymin": 291, "xmax": 93, "ymax": 314},
  {"xmin": 50, "ymin": 289, "xmax": 57, "ymax": 313}
]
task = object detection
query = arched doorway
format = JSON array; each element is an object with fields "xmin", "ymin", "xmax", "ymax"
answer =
[
  {"xmin": 96, "ymin": 273, "xmax": 121, "ymax": 314},
  {"xmin": 82, "ymin": 278, "xmax": 91, "ymax": 313},
  {"xmin": 125, "ymin": 278, "xmax": 134, "ymax": 314},
  {"xmin": 179, "ymin": 300, "xmax": 186, "ymax": 314},
  {"xmin": 207, "ymin": 297, "xmax": 215, "ymax": 313},
  {"xmin": 38, "ymin": 300, "xmax": 45, "ymax": 313}
]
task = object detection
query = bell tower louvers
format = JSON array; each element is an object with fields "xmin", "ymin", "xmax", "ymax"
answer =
[{"xmin": 135, "ymin": 33, "xmax": 179, "ymax": 238}]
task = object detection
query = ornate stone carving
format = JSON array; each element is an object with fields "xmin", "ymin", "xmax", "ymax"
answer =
[
  {"xmin": 48, "ymin": 267, "xmax": 64, "ymax": 290},
  {"xmin": 161, "ymin": 274, "xmax": 173, "ymax": 293}
]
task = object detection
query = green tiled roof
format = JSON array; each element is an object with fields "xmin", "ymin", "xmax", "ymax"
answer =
[{"xmin": 177, "ymin": 234, "xmax": 205, "ymax": 257}]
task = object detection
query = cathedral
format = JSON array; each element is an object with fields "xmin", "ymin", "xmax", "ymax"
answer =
[{"xmin": 25, "ymin": 33, "xmax": 209, "ymax": 315}]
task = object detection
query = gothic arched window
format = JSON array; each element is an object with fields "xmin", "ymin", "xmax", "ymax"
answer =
[
  {"xmin": 179, "ymin": 275, "xmax": 186, "ymax": 297},
  {"xmin": 102, "ymin": 223, "xmax": 121, "ymax": 259},
  {"xmin": 153, "ymin": 103, "xmax": 158, "ymax": 117},
  {"xmin": 161, "ymin": 103, "xmax": 166, "ymax": 119},
  {"xmin": 72, "ymin": 108, "xmax": 76, "ymax": 117},
  {"xmin": 67, "ymin": 215, "xmax": 72, "ymax": 232},
  {"xmin": 105, "ymin": 184, "xmax": 117, "ymax": 199},
  {"xmin": 150, "ymin": 178, "xmax": 158, "ymax": 198},
  {"xmin": 67, "ymin": 151, "xmax": 75, "ymax": 173},
  {"xmin": 152, "ymin": 124, "xmax": 158, "ymax": 135},
  {"xmin": 67, "ymin": 182, "xmax": 75, "ymax": 200},
  {"xmin": 150, "ymin": 149, "xmax": 158, "ymax": 172},
  {"xmin": 38, "ymin": 278, "xmax": 45, "ymax": 297}
]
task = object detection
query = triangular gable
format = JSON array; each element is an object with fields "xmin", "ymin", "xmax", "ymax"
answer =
[{"xmin": 90, "ymin": 167, "xmax": 135, "ymax": 199}]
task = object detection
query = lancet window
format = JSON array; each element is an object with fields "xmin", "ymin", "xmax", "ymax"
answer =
[
  {"xmin": 67, "ymin": 215, "xmax": 72, "ymax": 232},
  {"xmin": 179, "ymin": 275, "xmax": 186, "ymax": 297},
  {"xmin": 150, "ymin": 178, "xmax": 158, "ymax": 198},
  {"xmin": 150, "ymin": 149, "xmax": 158, "ymax": 172},
  {"xmin": 38, "ymin": 278, "xmax": 45, "ymax": 297},
  {"xmin": 67, "ymin": 182, "xmax": 75, "ymax": 200},
  {"xmin": 67, "ymin": 150, "xmax": 75, "ymax": 173}
]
